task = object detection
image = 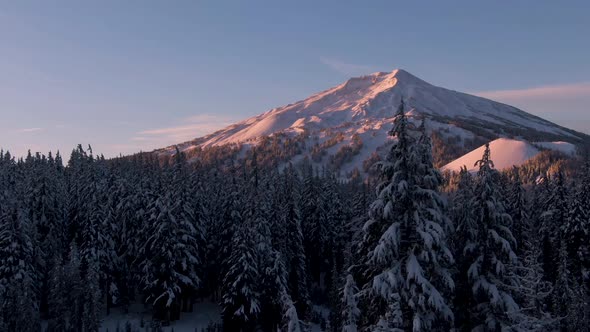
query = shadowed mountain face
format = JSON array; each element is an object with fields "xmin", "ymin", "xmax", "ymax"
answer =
[{"xmin": 157, "ymin": 69, "xmax": 588, "ymax": 173}]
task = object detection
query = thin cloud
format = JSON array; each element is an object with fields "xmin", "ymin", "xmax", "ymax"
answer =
[
  {"xmin": 18, "ymin": 127, "xmax": 43, "ymax": 133},
  {"xmin": 320, "ymin": 57, "xmax": 377, "ymax": 76},
  {"xmin": 137, "ymin": 114, "xmax": 237, "ymax": 143},
  {"xmin": 475, "ymin": 82, "xmax": 590, "ymax": 102}
]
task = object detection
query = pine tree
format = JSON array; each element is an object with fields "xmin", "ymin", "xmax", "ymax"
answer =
[
  {"xmin": 450, "ymin": 166, "xmax": 479, "ymax": 329},
  {"xmin": 221, "ymin": 205, "xmax": 260, "ymax": 331},
  {"xmin": 467, "ymin": 143, "xmax": 519, "ymax": 331},
  {"xmin": 508, "ymin": 205, "xmax": 555, "ymax": 330},
  {"xmin": 283, "ymin": 176, "xmax": 310, "ymax": 317},
  {"xmin": 47, "ymin": 243, "xmax": 84, "ymax": 332},
  {"xmin": 82, "ymin": 257, "xmax": 102, "ymax": 332},
  {"xmin": 506, "ymin": 167, "xmax": 529, "ymax": 256},
  {"xmin": 0, "ymin": 204, "xmax": 39, "ymax": 332},
  {"xmin": 553, "ymin": 239, "xmax": 578, "ymax": 331},
  {"xmin": 140, "ymin": 192, "xmax": 200, "ymax": 323},
  {"xmin": 341, "ymin": 275, "xmax": 360, "ymax": 332},
  {"xmin": 539, "ymin": 171, "xmax": 568, "ymax": 285},
  {"xmin": 47, "ymin": 255, "xmax": 67, "ymax": 331},
  {"xmin": 281, "ymin": 292, "xmax": 303, "ymax": 332},
  {"xmin": 211, "ymin": 176, "xmax": 241, "ymax": 299},
  {"xmin": 300, "ymin": 161, "xmax": 322, "ymax": 284},
  {"xmin": 358, "ymin": 101, "xmax": 454, "ymax": 331},
  {"xmin": 260, "ymin": 249, "xmax": 292, "ymax": 331},
  {"xmin": 168, "ymin": 149, "xmax": 205, "ymax": 314},
  {"xmin": 562, "ymin": 180, "xmax": 590, "ymax": 284}
]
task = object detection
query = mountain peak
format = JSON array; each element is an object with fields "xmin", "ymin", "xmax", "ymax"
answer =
[
  {"xmin": 340, "ymin": 69, "xmax": 428, "ymax": 93},
  {"xmin": 390, "ymin": 68, "xmax": 426, "ymax": 83},
  {"xmin": 167, "ymin": 70, "xmax": 585, "ymax": 164}
]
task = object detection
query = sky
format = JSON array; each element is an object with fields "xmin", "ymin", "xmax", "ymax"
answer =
[{"xmin": 1, "ymin": 1, "xmax": 589, "ymax": 158}]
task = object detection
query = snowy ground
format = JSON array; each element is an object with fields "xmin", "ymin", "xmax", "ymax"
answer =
[
  {"xmin": 100, "ymin": 301, "xmax": 329, "ymax": 332},
  {"xmin": 310, "ymin": 305, "xmax": 331, "ymax": 332},
  {"xmin": 100, "ymin": 301, "xmax": 221, "ymax": 332}
]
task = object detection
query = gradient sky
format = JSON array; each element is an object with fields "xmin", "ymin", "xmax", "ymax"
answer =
[{"xmin": 1, "ymin": 1, "xmax": 589, "ymax": 158}]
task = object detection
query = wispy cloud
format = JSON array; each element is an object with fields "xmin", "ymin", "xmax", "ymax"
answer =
[
  {"xmin": 320, "ymin": 57, "xmax": 377, "ymax": 76},
  {"xmin": 474, "ymin": 82, "xmax": 590, "ymax": 134},
  {"xmin": 136, "ymin": 114, "xmax": 237, "ymax": 144},
  {"xmin": 17, "ymin": 127, "xmax": 43, "ymax": 133},
  {"xmin": 475, "ymin": 82, "xmax": 590, "ymax": 102}
]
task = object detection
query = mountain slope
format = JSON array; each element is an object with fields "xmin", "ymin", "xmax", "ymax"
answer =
[
  {"xmin": 160, "ymin": 69, "xmax": 587, "ymax": 173},
  {"xmin": 441, "ymin": 138, "xmax": 576, "ymax": 173}
]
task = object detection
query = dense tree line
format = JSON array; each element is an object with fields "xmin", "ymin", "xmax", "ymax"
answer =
[{"xmin": 1, "ymin": 103, "xmax": 589, "ymax": 331}]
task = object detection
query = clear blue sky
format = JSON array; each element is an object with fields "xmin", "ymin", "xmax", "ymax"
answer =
[{"xmin": 1, "ymin": 1, "xmax": 589, "ymax": 158}]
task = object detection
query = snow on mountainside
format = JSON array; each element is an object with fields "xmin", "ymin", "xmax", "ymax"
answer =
[
  {"xmin": 160, "ymin": 69, "xmax": 587, "ymax": 174},
  {"xmin": 441, "ymin": 138, "xmax": 576, "ymax": 172},
  {"xmin": 441, "ymin": 138, "xmax": 576, "ymax": 173}
]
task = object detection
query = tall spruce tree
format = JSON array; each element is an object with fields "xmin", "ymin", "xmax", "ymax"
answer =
[
  {"xmin": 357, "ymin": 101, "xmax": 454, "ymax": 331},
  {"xmin": 466, "ymin": 143, "xmax": 519, "ymax": 330}
]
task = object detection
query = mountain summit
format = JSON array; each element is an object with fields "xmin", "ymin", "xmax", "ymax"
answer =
[{"xmin": 164, "ymin": 69, "xmax": 586, "ymax": 172}]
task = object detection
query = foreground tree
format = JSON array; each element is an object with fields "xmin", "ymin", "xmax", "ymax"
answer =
[
  {"xmin": 465, "ymin": 144, "xmax": 519, "ymax": 330},
  {"xmin": 357, "ymin": 102, "xmax": 454, "ymax": 331}
]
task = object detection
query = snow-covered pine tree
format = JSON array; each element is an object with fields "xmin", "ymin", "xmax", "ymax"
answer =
[
  {"xmin": 552, "ymin": 238, "xmax": 580, "ymax": 331},
  {"xmin": 260, "ymin": 249, "xmax": 294, "ymax": 331},
  {"xmin": 0, "ymin": 204, "xmax": 39, "ymax": 332},
  {"xmin": 108, "ymin": 176, "xmax": 139, "ymax": 313},
  {"xmin": 168, "ymin": 148, "xmax": 205, "ymax": 314},
  {"xmin": 412, "ymin": 118, "xmax": 455, "ymax": 330},
  {"xmin": 212, "ymin": 175, "xmax": 241, "ymax": 299},
  {"xmin": 63, "ymin": 243, "xmax": 85, "ymax": 331},
  {"xmin": 282, "ymin": 168, "xmax": 310, "ymax": 318},
  {"xmin": 26, "ymin": 152, "xmax": 66, "ymax": 318},
  {"xmin": 358, "ymin": 101, "xmax": 454, "ymax": 331},
  {"xmin": 221, "ymin": 201, "xmax": 260, "ymax": 331},
  {"xmin": 341, "ymin": 275, "xmax": 360, "ymax": 332},
  {"xmin": 46, "ymin": 246, "xmax": 90, "ymax": 332},
  {"xmin": 539, "ymin": 171, "xmax": 568, "ymax": 285},
  {"xmin": 508, "ymin": 196, "xmax": 555, "ymax": 331},
  {"xmin": 467, "ymin": 143, "xmax": 519, "ymax": 330},
  {"xmin": 281, "ymin": 291, "xmax": 303, "ymax": 332},
  {"xmin": 321, "ymin": 174, "xmax": 347, "ymax": 285},
  {"xmin": 300, "ymin": 160, "xmax": 322, "ymax": 284},
  {"xmin": 506, "ymin": 167, "xmax": 530, "ymax": 256},
  {"xmin": 82, "ymin": 257, "xmax": 102, "ymax": 332},
  {"xmin": 140, "ymin": 190, "xmax": 200, "ymax": 323},
  {"xmin": 449, "ymin": 166, "xmax": 479, "ymax": 329},
  {"xmin": 47, "ymin": 255, "xmax": 67, "ymax": 331},
  {"xmin": 562, "ymin": 180, "xmax": 590, "ymax": 285}
]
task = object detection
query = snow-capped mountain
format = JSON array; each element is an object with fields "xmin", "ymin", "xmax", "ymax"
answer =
[{"xmin": 161, "ymin": 69, "xmax": 587, "ymax": 173}]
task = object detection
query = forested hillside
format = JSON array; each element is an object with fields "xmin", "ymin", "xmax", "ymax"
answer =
[{"xmin": 0, "ymin": 102, "xmax": 589, "ymax": 331}]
